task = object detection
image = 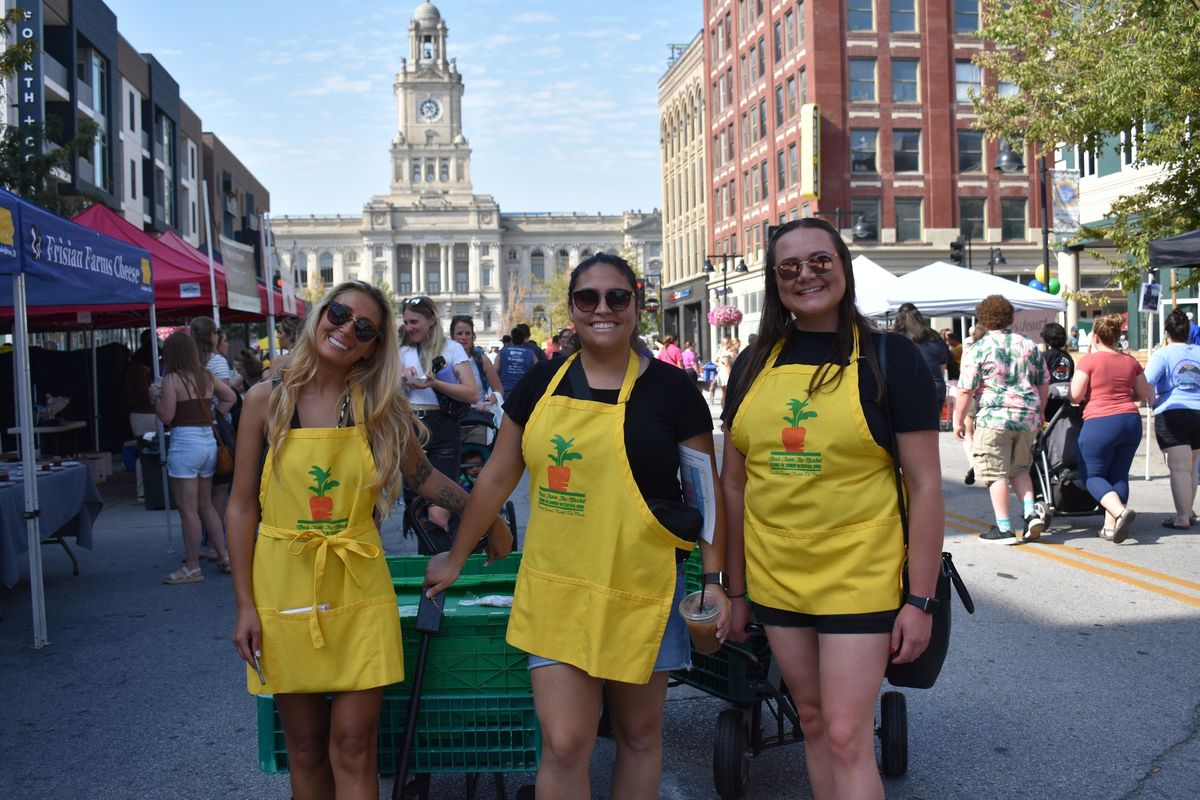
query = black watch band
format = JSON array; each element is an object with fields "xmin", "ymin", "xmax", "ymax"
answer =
[
  {"xmin": 905, "ymin": 593, "xmax": 939, "ymax": 614},
  {"xmin": 702, "ymin": 571, "xmax": 728, "ymax": 590}
]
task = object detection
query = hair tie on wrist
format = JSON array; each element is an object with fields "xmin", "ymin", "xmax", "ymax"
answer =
[{"xmin": 727, "ymin": 593, "xmax": 746, "ymax": 599}]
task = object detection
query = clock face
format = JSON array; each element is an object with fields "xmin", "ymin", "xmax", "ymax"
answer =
[{"xmin": 418, "ymin": 98, "xmax": 441, "ymax": 122}]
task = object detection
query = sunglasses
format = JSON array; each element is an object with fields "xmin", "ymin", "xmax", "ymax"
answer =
[
  {"xmin": 571, "ymin": 288, "xmax": 634, "ymax": 313},
  {"xmin": 775, "ymin": 254, "xmax": 837, "ymax": 281},
  {"xmin": 325, "ymin": 300, "xmax": 381, "ymax": 343},
  {"xmin": 401, "ymin": 296, "xmax": 433, "ymax": 310}
]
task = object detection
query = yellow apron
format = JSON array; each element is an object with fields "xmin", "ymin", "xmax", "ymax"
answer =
[
  {"xmin": 731, "ymin": 334, "xmax": 904, "ymax": 615},
  {"xmin": 248, "ymin": 388, "xmax": 404, "ymax": 695},
  {"xmin": 509, "ymin": 351, "xmax": 693, "ymax": 684}
]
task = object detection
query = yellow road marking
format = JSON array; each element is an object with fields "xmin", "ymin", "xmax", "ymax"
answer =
[{"xmin": 943, "ymin": 510, "xmax": 1200, "ymax": 607}]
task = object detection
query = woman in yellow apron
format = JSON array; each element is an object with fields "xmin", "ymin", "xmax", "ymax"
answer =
[
  {"xmin": 425, "ymin": 254, "xmax": 730, "ymax": 799},
  {"xmin": 227, "ymin": 281, "xmax": 511, "ymax": 798},
  {"xmin": 721, "ymin": 220, "xmax": 944, "ymax": 800}
]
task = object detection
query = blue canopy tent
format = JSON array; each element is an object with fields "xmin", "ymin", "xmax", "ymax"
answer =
[{"xmin": 1, "ymin": 188, "xmax": 154, "ymax": 648}]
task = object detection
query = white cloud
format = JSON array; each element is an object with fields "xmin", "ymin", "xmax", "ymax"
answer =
[
  {"xmin": 291, "ymin": 75, "xmax": 373, "ymax": 97},
  {"xmin": 512, "ymin": 12, "xmax": 556, "ymax": 23}
]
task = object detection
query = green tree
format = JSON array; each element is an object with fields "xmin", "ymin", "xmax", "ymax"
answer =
[
  {"xmin": 2, "ymin": 12, "xmax": 101, "ymax": 216},
  {"xmin": 973, "ymin": 1, "xmax": 1200, "ymax": 291}
]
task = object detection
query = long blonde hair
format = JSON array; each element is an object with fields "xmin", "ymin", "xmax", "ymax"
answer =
[
  {"xmin": 267, "ymin": 281, "xmax": 427, "ymax": 519},
  {"xmin": 399, "ymin": 295, "xmax": 446, "ymax": 376}
]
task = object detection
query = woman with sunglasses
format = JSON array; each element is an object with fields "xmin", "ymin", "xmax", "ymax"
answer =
[
  {"xmin": 400, "ymin": 296, "xmax": 479, "ymax": 533},
  {"xmin": 425, "ymin": 253, "xmax": 729, "ymax": 798},
  {"xmin": 721, "ymin": 219, "xmax": 943, "ymax": 799},
  {"xmin": 450, "ymin": 314, "xmax": 504, "ymax": 413},
  {"xmin": 227, "ymin": 281, "xmax": 510, "ymax": 799}
]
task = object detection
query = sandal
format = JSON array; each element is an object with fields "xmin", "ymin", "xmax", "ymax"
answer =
[
  {"xmin": 1112, "ymin": 507, "xmax": 1136, "ymax": 544},
  {"xmin": 1099, "ymin": 528, "xmax": 1115, "ymax": 541},
  {"xmin": 162, "ymin": 566, "xmax": 204, "ymax": 585},
  {"xmin": 1161, "ymin": 518, "xmax": 1191, "ymax": 530},
  {"xmin": 217, "ymin": 558, "xmax": 232, "ymax": 574},
  {"xmin": 180, "ymin": 549, "xmax": 220, "ymax": 564}
]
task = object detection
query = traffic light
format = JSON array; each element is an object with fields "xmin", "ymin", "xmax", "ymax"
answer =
[
  {"xmin": 273, "ymin": 271, "xmax": 282, "ymax": 288},
  {"xmin": 949, "ymin": 236, "xmax": 964, "ymax": 265},
  {"xmin": 635, "ymin": 278, "xmax": 646, "ymax": 309},
  {"xmin": 645, "ymin": 296, "xmax": 660, "ymax": 313}
]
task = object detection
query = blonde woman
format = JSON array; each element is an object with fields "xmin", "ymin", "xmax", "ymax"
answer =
[
  {"xmin": 400, "ymin": 295, "xmax": 478, "ymax": 533},
  {"xmin": 227, "ymin": 281, "xmax": 510, "ymax": 797}
]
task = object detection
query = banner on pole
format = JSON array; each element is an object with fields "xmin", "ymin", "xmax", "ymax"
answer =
[{"xmin": 1051, "ymin": 169, "xmax": 1080, "ymax": 235}]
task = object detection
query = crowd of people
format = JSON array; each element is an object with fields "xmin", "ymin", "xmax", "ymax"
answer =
[{"xmin": 114, "ymin": 234, "xmax": 1200, "ymax": 798}]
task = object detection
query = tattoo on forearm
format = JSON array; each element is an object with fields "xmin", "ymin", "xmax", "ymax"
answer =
[
  {"xmin": 433, "ymin": 484, "xmax": 467, "ymax": 514},
  {"xmin": 403, "ymin": 459, "xmax": 433, "ymax": 490}
]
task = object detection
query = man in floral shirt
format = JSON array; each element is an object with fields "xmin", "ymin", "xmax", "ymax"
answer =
[{"xmin": 953, "ymin": 295, "xmax": 1049, "ymax": 544}]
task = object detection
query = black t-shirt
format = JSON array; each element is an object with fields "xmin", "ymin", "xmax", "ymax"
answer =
[
  {"xmin": 504, "ymin": 357, "xmax": 713, "ymax": 502},
  {"xmin": 912, "ymin": 334, "xmax": 949, "ymax": 388},
  {"xmin": 721, "ymin": 329, "xmax": 938, "ymax": 452}
]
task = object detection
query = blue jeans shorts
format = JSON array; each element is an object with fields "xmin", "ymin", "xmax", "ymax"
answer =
[
  {"xmin": 166, "ymin": 425, "xmax": 217, "ymax": 479},
  {"xmin": 527, "ymin": 561, "xmax": 692, "ymax": 676}
]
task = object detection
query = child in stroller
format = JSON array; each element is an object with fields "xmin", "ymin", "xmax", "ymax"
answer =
[
  {"xmin": 406, "ymin": 412, "xmax": 519, "ymax": 555},
  {"xmin": 1031, "ymin": 400, "xmax": 1102, "ymax": 524}
]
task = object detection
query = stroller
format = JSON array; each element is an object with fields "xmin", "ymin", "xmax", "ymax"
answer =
[
  {"xmin": 406, "ymin": 411, "xmax": 519, "ymax": 555},
  {"xmin": 1031, "ymin": 390, "xmax": 1101, "ymax": 525}
]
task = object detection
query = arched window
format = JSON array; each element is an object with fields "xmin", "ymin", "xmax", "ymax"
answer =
[
  {"xmin": 319, "ymin": 252, "xmax": 334, "ymax": 286},
  {"xmin": 530, "ymin": 250, "xmax": 545, "ymax": 282},
  {"xmin": 295, "ymin": 252, "xmax": 308, "ymax": 286},
  {"xmin": 556, "ymin": 249, "xmax": 570, "ymax": 273}
]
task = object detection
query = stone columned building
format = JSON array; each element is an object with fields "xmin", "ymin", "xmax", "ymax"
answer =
[{"xmin": 271, "ymin": 1, "xmax": 661, "ymax": 342}]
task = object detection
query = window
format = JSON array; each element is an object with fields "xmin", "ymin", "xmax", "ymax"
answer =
[
  {"xmin": 725, "ymin": 68, "xmax": 733, "ymax": 106},
  {"xmin": 784, "ymin": 10, "xmax": 797, "ymax": 52},
  {"xmin": 759, "ymin": 98, "xmax": 768, "ymax": 139},
  {"xmin": 748, "ymin": 46, "xmax": 757, "ymax": 81},
  {"xmin": 957, "ymin": 130, "xmax": 984, "ymax": 172},
  {"xmin": 786, "ymin": 76, "xmax": 797, "ymax": 117},
  {"xmin": 955, "ymin": 61, "xmax": 981, "ymax": 103},
  {"xmin": 895, "ymin": 199, "xmax": 922, "ymax": 242},
  {"xmin": 751, "ymin": 166, "xmax": 761, "ymax": 204},
  {"xmin": 1000, "ymin": 197, "xmax": 1027, "ymax": 241},
  {"xmin": 319, "ymin": 252, "xmax": 334, "ymax": 286},
  {"xmin": 777, "ymin": 149, "xmax": 787, "ymax": 190},
  {"xmin": 848, "ymin": 0, "xmax": 874, "ymax": 31},
  {"xmin": 481, "ymin": 244, "xmax": 490, "ymax": 256},
  {"xmin": 455, "ymin": 244, "xmax": 470, "ymax": 292},
  {"xmin": 740, "ymin": 55, "xmax": 748, "ymax": 91},
  {"xmin": 892, "ymin": 58, "xmax": 919, "ymax": 102},
  {"xmin": 556, "ymin": 249, "xmax": 570, "ymax": 273},
  {"xmin": 849, "ymin": 58, "xmax": 877, "ymax": 102},
  {"xmin": 397, "ymin": 246, "xmax": 413, "ymax": 294},
  {"xmin": 775, "ymin": 85, "xmax": 785, "ymax": 126},
  {"xmin": 128, "ymin": 91, "xmax": 136, "ymax": 130},
  {"xmin": 481, "ymin": 265, "xmax": 491, "ymax": 288},
  {"xmin": 891, "ymin": 0, "xmax": 916, "ymax": 32},
  {"xmin": 998, "ymin": 79, "xmax": 1019, "ymax": 98},
  {"xmin": 531, "ymin": 250, "xmax": 545, "ymax": 282},
  {"xmin": 959, "ymin": 197, "xmax": 985, "ymax": 239},
  {"xmin": 295, "ymin": 252, "xmax": 308, "ymax": 286},
  {"xmin": 191, "ymin": 202, "xmax": 196, "ymax": 236},
  {"xmin": 757, "ymin": 36, "xmax": 766, "ymax": 76},
  {"xmin": 955, "ymin": 0, "xmax": 980, "ymax": 34},
  {"xmin": 799, "ymin": 67, "xmax": 808, "ymax": 105},
  {"xmin": 851, "ymin": 198, "xmax": 880, "ymax": 241},
  {"xmin": 760, "ymin": 158, "xmax": 768, "ymax": 199},
  {"xmin": 425, "ymin": 246, "xmax": 440, "ymax": 293},
  {"xmin": 787, "ymin": 143, "xmax": 799, "ymax": 186},
  {"xmin": 129, "ymin": 159, "xmax": 136, "ymax": 200},
  {"xmin": 893, "ymin": 129, "xmax": 921, "ymax": 172},
  {"xmin": 797, "ymin": 1, "xmax": 806, "ymax": 44},
  {"xmin": 774, "ymin": 21, "xmax": 783, "ymax": 61},
  {"xmin": 850, "ymin": 129, "xmax": 878, "ymax": 173},
  {"xmin": 749, "ymin": 110, "xmax": 759, "ymax": 144},
  {"xmin": 374, "ymin": 245, "xmax": 384, "ymax": 258}
]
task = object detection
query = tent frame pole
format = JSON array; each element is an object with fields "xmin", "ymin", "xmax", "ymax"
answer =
[
  {"xmin": 202, "ymin": 180, "xmax": 220, "ymax": 326},
  {"xmin": 15, "ymin": 273, "xmax": 49, "ymax": 649},
  {"xmin": 146, "ymin": 306, "xmax": 176, "ymax": 547}
]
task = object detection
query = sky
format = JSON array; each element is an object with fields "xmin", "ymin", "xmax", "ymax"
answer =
[{"xmin": 101, "ymin": 0, "xmax": 700, "ymax": 216}]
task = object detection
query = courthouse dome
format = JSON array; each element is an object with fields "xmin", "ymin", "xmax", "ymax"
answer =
[{"xmin": 413, "ymin": 2, "xmax": 441, "ymax": 24}]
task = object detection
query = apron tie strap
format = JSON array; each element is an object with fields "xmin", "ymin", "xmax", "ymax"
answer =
[{"xmin": 261, "ymin": 526, "xmax": 381, "ymax": 649}]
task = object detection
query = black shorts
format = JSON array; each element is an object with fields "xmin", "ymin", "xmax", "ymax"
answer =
[
  {"xmin": 1154, "ymin": 408, "xmax": 1200, "ymax": 450},
  {"xmin": 749, "ymin": 601, "xmax": 898, "ymax": 634}
]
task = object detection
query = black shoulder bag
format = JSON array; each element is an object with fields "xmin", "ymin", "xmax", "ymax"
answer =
[
  {"xmin": 877, "ymin": 334, "xmax": 975, "ymax": 690},
  {"xmin": 429, "ymin": 356, "xmax": 470, "ymax": 420}
]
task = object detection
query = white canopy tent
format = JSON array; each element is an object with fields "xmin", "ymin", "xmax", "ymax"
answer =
[
  {"xmin": 885, "ymin": 261, "xmax": 1066, "ymax": 316},
  {"xmin": 852, "ymin": 255, "xmax": 898, "ymax": 318}
]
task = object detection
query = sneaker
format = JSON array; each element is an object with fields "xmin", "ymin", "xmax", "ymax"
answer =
[
  {"xmin": 964, "ymin": 468, "xmax": 975, "ymax": 485},
  {"xmin": 979, "ymin": 526, "xmax": 1018, "ymax": 545},
  {"xmin": 1020, "ymin": 513, "xmax": 1045, "ymax": 542}
]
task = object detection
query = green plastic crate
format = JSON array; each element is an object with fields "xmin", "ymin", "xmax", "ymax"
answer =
[
  {"xmin": 388, "ymin": 553, "xmax": 530, "ymax": 694},
  {"xmin": 258, "ymin": 692, "xmax": 540, "ymax": 775}
]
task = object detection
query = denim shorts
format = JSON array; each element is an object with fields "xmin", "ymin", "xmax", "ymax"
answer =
[
  {"xmin": 527, "ymin": 561, "xmax": 691, "ymax": 677},
  {"xmin": 166, "ymin": 425, "xmax": 216, "ymax": 479}
]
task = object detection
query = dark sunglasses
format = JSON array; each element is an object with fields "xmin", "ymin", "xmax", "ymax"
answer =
[
  {"xmin": 571, "ymin": 288, "xmax": 634, "ymax": 313},
  {"xmin": 401, "ymin": 296, "xmax": 433, "ymax": 310},
  {"xmin": 775, "ymin": 254, "xmax": 836, "ymax": 281},
  {"xmin": 325, "ymin": 300, "xmax": 381, "ymax": 343}
]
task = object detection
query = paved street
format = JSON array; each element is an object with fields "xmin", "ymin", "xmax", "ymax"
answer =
[{"xmin": 2, "ymin": 405, "xmax": 1199, "ymax": 799}]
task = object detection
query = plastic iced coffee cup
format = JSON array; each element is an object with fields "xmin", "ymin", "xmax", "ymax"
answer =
[{"xmin": 679, "ymin": 590, "xmax": 723, "ymax": 655}]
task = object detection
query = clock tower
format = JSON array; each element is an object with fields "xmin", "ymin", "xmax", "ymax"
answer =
[{"xmin": 390, "ymin": 1, "xmax": 473, "ymax": 198}]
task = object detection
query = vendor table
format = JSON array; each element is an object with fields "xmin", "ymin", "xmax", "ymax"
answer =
[
  {"xmin": 5, "ymin": 421, "xmax": 88, "ymax": 458},
  {"xmin": 0, "ymin": 463, "xmax": 104, "ymax": 589}
]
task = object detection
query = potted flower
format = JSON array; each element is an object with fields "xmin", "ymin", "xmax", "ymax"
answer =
[
  {"xmin": 782, "ymin": 398, "xmax": 817, "ymax": 452},
  {"xmin": 307, "ymin": 465, "xmax": 339, "ymax": 520},
  {"xmin": 707, "ymin": 305, "xmax": 743, "ymax": 327},
  {"xmin": 547, "ymin": 434, "xmax": 582, "ymax": 491}
]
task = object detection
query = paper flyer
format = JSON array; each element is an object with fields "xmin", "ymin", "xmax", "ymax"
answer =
[{"xmin": 678, "ymin": 444, "xmax": 717, "ymax": 545}]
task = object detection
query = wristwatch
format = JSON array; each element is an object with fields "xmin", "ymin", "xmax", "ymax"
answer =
[
  {"xmin": 905, "ymin": 593, "xmax": 939, "ymax": 614},
  {"xmin": 702, "ymin": 571, "xmax": 728, "ymax": 590}
]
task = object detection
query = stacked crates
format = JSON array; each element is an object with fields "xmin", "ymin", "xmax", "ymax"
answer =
[{"xmin": 257, "ymin": 552, "xmax": 540, "ymax": 775}]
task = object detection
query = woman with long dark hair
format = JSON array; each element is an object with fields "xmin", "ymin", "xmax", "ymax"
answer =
[
  {"xmin": 227, "ymin": 281, "xmax": 510, "ymax": 797},
  {"xmin": 425, "ymin": 253, "xmax": 729, "ymax": 798},
  {"xmin": 152, "ymin": 330, "xmax": 237, "ymax": 583},
  {"xmin": 721, "ymin": 219, "xmax": 943, "ymax": 798},
  {"xmin": 894, "ymin": 303, "xmax": 949, "ymax": 426}
]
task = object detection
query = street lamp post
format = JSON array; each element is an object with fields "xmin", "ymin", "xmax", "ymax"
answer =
[
  {"xmin": 994, "ymin": 145, "xmax": 1052, "ymax": 287},
  {"xmin": 704, "ymin": 253, "xmax": 747, "ymax": 348},
  {"xmin": 987, "ymin": 247, "xmax": 1007, "ymax": 276},
  {"xmin": 810, "ymin": 209, "xmax": 875, "ymax": 240}
]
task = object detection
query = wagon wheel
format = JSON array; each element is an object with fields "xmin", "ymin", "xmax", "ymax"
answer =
[
  {"xmin": 714, "ymin": 707, "xmax": 751, "ymax": 799},
  {"xmin": 879, "ymin": 690, "xmax": 908, "ymax": 777},
  {"xmin": 1034, "ymin": 499, "xmax": 1053, "ymax": 529}
]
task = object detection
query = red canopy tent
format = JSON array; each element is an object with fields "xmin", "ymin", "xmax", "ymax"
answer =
[{"xmin": 157, "ymin": 230, "xmax": 303, "ymax": 320}]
